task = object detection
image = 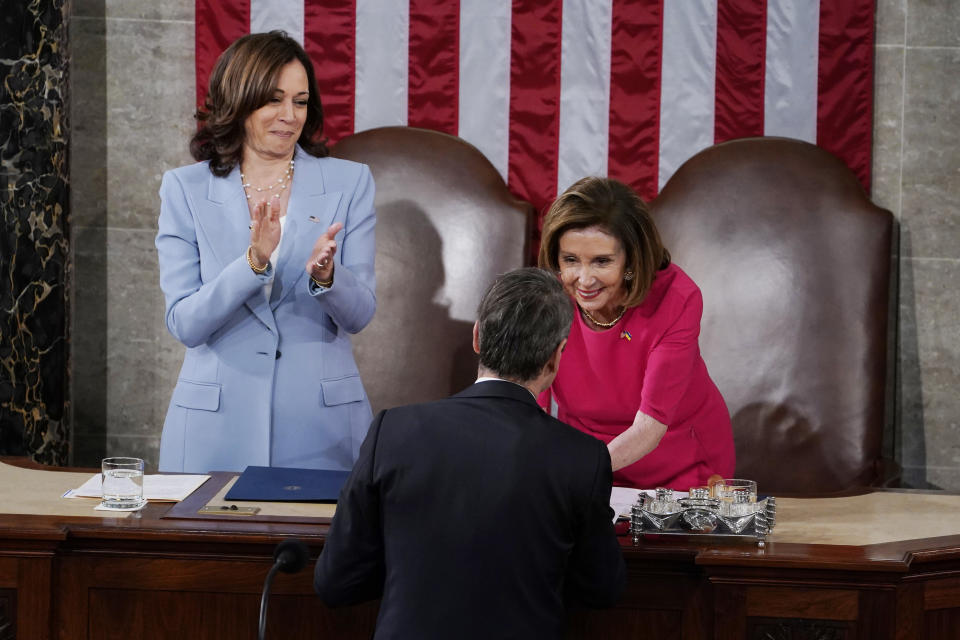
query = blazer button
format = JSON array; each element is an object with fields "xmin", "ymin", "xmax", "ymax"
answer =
[{"xmin": 275, "ymin": 350, "xmax": 282, "ymax": 359}]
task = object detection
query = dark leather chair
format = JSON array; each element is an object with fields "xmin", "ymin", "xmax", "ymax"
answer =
[
  {"xmin": 651, "ymin": 137, "xmax": 895, "ymax": 494},
  {"xmin": 332, "ymin": 127, "xmax": 535, "ymax": 414}
]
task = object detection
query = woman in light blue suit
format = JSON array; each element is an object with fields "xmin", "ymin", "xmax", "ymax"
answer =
[{"xmin": 156, "ymin": 32, "xmax": 376, "ymax": 473}]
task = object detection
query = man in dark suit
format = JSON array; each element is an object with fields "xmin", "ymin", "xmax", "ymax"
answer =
[{"xmin": 314, "ymin": 267, "xmax": 626, "ymax": 638}]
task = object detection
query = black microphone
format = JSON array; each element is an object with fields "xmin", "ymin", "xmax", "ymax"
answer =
[{"xmin": 259, "ymin": 538, "xmax": 310, "ymax": 640}]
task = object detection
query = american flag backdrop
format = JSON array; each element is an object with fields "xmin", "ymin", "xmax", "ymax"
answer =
[{"xmin": 195, "ymin": 0, "xmax": 875, "ymax": 215}]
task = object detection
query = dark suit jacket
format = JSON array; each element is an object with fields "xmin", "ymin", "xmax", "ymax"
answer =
[{"xmin": 314, "ymin": 380, "xmax": 626, "ymax": 639}]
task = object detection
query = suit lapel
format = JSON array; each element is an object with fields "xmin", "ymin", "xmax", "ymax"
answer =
[
  {"xmin": 270, "ymin": 150, "xmax": 343, "ymax": 308},
  {"xmin": 200, "ymin": 166, "xmax": 248, "ymax": 268},
  {"xmin": 196, "ymin": 166, "xmax": 277, "ymax": 333}
]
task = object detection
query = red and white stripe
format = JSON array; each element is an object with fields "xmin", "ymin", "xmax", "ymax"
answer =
[{"xmin": 196, "ymin": 0, "xmax": 874, "ymax": 214}]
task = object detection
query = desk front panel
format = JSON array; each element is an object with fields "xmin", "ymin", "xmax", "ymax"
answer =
[{"xmin": 3, "ymin": 522, "xmax": 960, "ymax": 639}]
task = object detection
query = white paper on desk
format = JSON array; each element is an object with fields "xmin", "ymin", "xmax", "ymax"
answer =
[
  {"xmin": 65, "ymin": 474, "xmax": 210, "ymax": 502},
  {"xmin": 608, "ymin": 487, "xmax": 690, "ymax": 523},
  {"xmin": 609, "ymin": 487, "xmax": 647, "ymax": 523}
]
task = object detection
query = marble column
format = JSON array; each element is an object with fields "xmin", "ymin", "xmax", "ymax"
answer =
[{"xmin": 0, "ymin": 0, "xmax": 71, "ymax": 464}]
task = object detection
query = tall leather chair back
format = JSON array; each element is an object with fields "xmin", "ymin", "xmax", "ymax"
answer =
[
  {"xmin": 651, "ymin": 138, "xmax": 893, "ymax": 494},
  {"xmin": 332, "ymin": 127, "xmax": 534, "ymax": 414}
]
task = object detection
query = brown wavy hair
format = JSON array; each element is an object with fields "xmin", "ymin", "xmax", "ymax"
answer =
[
  {"xmin": 538, "ymin": 177, "xmax": 671, "ymax": 308},
  {"xmin": 190, "ymin": 31, "xmax": 329, "ymax": 176}
]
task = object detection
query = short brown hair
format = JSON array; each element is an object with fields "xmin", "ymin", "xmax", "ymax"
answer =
[
  {"xmin": 190, "ymin": 31, "xmax": 329, "ymax": 176},
  {"xmin": 538, "ymin": 177, "xmax": 670, "ymax": 308}
]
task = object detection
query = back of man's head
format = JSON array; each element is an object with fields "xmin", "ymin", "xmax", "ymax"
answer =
[{"xmin": 476, "ymin": 268, "xmax": 573, "ymax": 383}]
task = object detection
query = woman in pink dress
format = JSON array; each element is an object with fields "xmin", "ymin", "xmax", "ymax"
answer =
[{"xmin": 538, "ymin": 177, "xmax": 734, "ymax": 490}]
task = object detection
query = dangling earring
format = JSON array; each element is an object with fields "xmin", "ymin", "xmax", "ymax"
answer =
[{"xmin": 624, "ymin": 270, "xmax": 635, "ymax": 281}]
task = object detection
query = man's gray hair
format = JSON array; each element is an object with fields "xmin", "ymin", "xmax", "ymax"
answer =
[{"xmin": 476, "ymin": 268, "xmax": 573, "ymax": 382}]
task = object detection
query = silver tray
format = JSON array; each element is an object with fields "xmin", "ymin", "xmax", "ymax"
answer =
[{"xmin": 628, "ymin": 494, "xmax": 777, "ymax": 547}]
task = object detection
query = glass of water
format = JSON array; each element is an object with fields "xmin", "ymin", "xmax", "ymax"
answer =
[
  {"xmin": 101, "ymin": 457, "xmax": 145, "ymax": 509},
  {"xmin": 717, "ymin": 478, "xmax": 757, "ymax": 516}
]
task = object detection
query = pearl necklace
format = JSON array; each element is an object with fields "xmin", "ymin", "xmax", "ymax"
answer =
[
  {"xmin": 580, "ymin": 305, "xmax": 626, "ymax": 328},
  {"xmin": 241, "ymin": 159, "xmax": 295, "ymax": 200}
]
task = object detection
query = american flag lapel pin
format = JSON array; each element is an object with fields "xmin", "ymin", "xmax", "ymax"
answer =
[{"xmin": 620, "ymin": 330, "xmax": 632, "ymax": 341}]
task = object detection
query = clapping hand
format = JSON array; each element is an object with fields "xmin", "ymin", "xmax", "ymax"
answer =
[
  {"xmin": 249, "ymin": 199, "xmax": 282, "ymax": 268},
  {"xmin": 306, "ymin": 222, "xmax": 344, "ymax": 283}
]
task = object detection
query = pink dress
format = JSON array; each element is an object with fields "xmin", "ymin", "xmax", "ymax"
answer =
[{"xmin": 541, "ymin": 263, "xmax": 735, "ymax": 490}]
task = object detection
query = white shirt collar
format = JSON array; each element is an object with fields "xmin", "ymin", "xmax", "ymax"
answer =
[{"xmin": 474, "ymin": 376, "xmax": 537, "ymax": 401}]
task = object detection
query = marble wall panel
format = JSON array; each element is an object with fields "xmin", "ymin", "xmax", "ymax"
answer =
[
  {"xmin": 69, "ymin": 4, "xmax": 194, "ymax": 466},
  {"xmin": 75, "ymin": 0, "xmax": 195, "ymax": 22},
  {"xmin": 881, "ymin": 0, "xmax": 960, "ymax": 491},
  {"xmin": 104, "ymin": 0, "xmax": 193, "ymax": 22},
  {"xmin": 71, "ymin": 226, "xmax": 108, "ymax": 467},
  {"xmin": 73, "ymin": 0, "xmax": 105, "ymax": 19},
  {"xmin": 897, "ymin": 248, "xmax": 927, "ymax": 487},
  {"xmin": 873, "ymin": 0, "xmax": 905, "ymax": 472},
  {"xmin": 898, "ymin": 257, "xmax": 960, "ymax": 488},
  {"xmin": 0, "ymin": 0, "xmax": 70, "ymax": 464},
  {"xmin": 871, "ymin": 46, "xmax": 905, "ymax": 219},
  {"xmin": 105, "ymin": 434, "xmax": 161, "ymax": 473},
  {"xmin": 907, "ymin": 0, "xmax": 960, "ymax": 47},
  {"xmin": 69, "ymin": 5, "xmax": 108, "ymax": 465},
  {"xmin": 104, "ymin": 229, "xmax": 182, "ymax": 453},
  {"xmin": 72, "ymin": 229, "xmax": 181, "ymax": 470},
  {"xmin": 105, "ymin": 17, "xmax": 195, "ymax": 229},
  {"xmin": 900, "ymin": 47, "xmax": 960, "ymax": 259},
  {"xmin": 69, "ymin": 17, "xmax": 107, "ymax": 229},
  {"xmin": 876, "ymin": 0, "xmax": 906, "ymax": 45},
  {"xmin": 927, "ymin": 466, "xmax": 960, "ymax": 493},
  {"xmin": 910, "ymin": 258, "xmax": 960, "ymax": 467}
]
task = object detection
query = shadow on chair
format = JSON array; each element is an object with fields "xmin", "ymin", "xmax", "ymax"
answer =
[{"xmin": 332, "ymin": 126, "xmax": 535, "ymax": 414}]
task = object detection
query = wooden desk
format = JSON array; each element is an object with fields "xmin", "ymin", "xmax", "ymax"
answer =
[{"xmin": 2, "ymin": 459, "xmax": 960, "ymax": 639}]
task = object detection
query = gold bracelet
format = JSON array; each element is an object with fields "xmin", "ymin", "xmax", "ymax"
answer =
[
  {"xmin": 311, "ymin": 274, "xmax": 334, "ymax": 288},
  {"xmin": 247, "ymin": 246, "xmax": 269, "ymax": 274}
]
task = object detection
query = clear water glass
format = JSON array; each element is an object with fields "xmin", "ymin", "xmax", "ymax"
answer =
[{"xmin": 101, "ymin": 457, "xmax": 144, "ymax": 509}]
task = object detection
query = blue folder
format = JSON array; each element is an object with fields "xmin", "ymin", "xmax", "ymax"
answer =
[{"xmin": 224, "ymin": 466, "xmax": 350, "ymax": 503}]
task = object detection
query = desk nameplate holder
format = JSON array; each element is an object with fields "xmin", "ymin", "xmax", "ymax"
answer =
[
  {"xmin": 629, "ymin": 493, "xmax": 777, "ymax": 547},
  {"xmin": 198, "ymin": 504, "xmax": 261, "ymax": 516}
]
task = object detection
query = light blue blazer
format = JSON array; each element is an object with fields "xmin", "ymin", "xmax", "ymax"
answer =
[{"xmin": 155, "ymin": 146, "xmax": 376, "ymax": 473}]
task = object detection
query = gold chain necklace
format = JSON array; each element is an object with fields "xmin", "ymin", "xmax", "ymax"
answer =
[
  {"xmin": 241, "ymin": 159, "xmax": 295, "ymax": 200},
  {"xmin": 580, "ymin": 305, "xmax": 626, "ymax": 328}
]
